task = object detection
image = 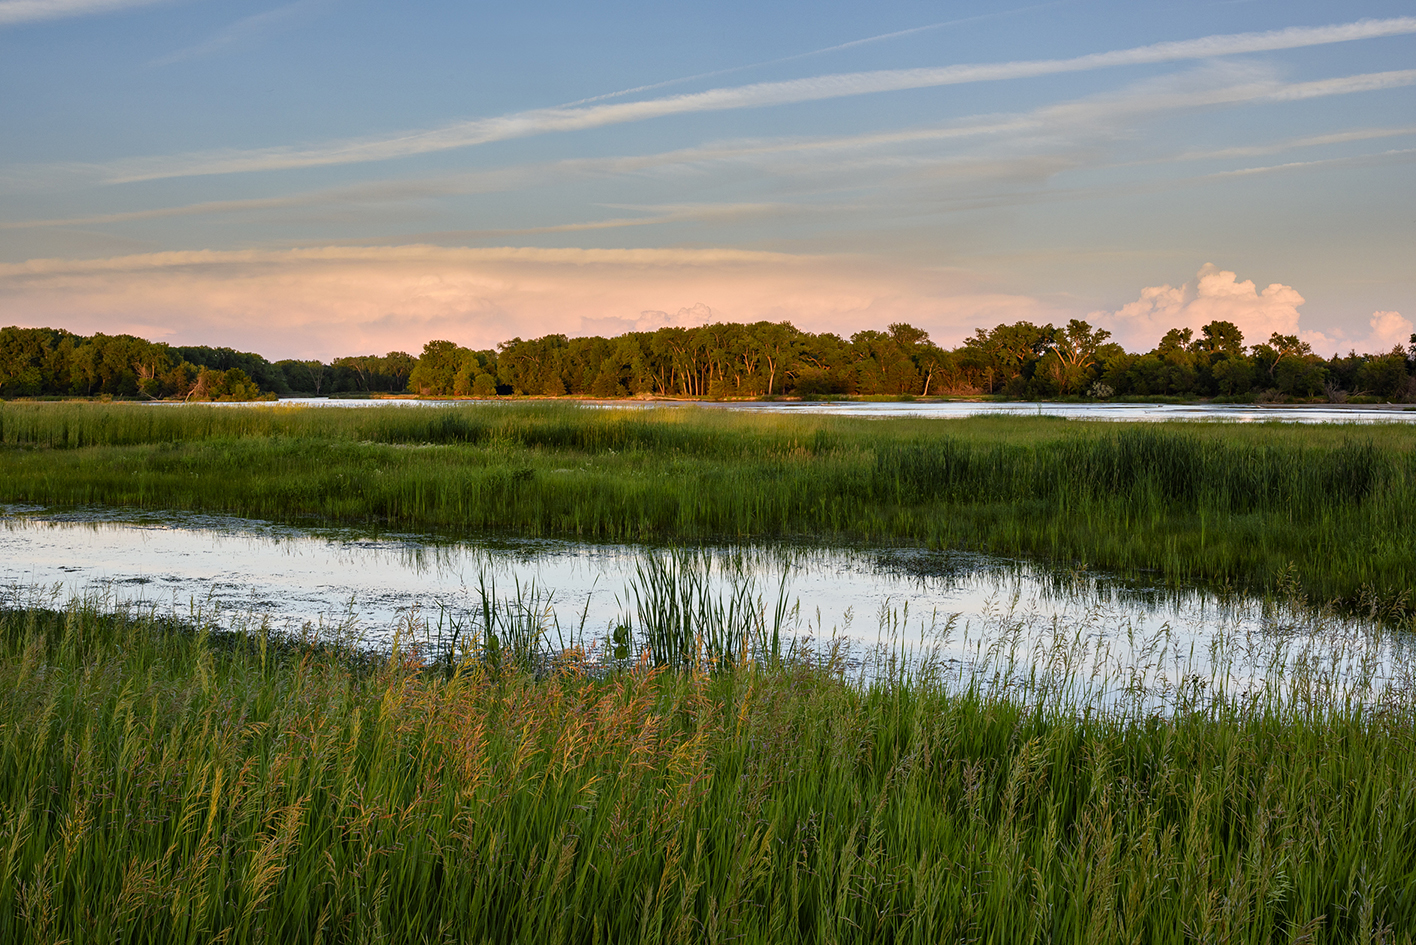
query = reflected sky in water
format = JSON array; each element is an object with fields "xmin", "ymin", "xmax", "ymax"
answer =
[
  {"xmin": 185, "ymin": 398, "xmax": 1416, "ymax": 424},
  {"xmin": 3, "ymin": 505, "xmax": 1411, "ymax": 706}
]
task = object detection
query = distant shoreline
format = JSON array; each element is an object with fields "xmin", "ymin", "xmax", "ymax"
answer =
[{"xmin": 5, "ymin": 392, "xmax": 1416, "ymax": 412}]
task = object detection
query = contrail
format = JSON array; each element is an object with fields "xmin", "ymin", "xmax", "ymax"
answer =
[
  {"xmin": 0, "ymin": 0, "xmax": 167, "ymax": 27},
  {"xmin": 87, "ymin": 16, "xmax": 1416, "ymax": 182},
  {"xmin": 559, "ymin": 1, "xmax": 1069, "ymax": 107},
  {"xmin": 13, "ymin": 69, "xmax": 1414, "ymax": 229}
]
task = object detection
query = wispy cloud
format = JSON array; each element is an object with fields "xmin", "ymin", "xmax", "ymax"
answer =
[
  {"xmin": 92, "ymin": 16, "xmax": 1416, "ymax": 182},
  {"xmin": 319, "ymin": 203, "xmax": 802, "ymax": 244},
  {"xmin": 13, "ymin": 65, "xmax": 1409, "ymax": 233},
  {"xmin": 880, "ymin": 147, "xmax": 1416, "ymax": 220},
  {"xmin": 0, "ymin": 0, "xmax": 169, "ymax": 26},
  {"xmin": 561, "ymin": 1, "xmax": 1069, "ymax": 107},
  {"xmin": 1169, "ymin": 126, "xmax": 1416, "ymax": 162},
  {"xmin": 148, "ymin": 0, "xmax": 325, "ymax": 67},
  {"xmin": 1199, "ymin": 146, "xmax": 1416, "ymax": 179}
]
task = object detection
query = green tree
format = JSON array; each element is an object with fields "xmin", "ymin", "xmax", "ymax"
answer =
[
  {"xmin": 1356, "ymin": 348, "xmax": 1411, "ymax": 400},
  {"xmin": 1046, "ymin": 319, "xmax": 1111, "ymax": 394},
  {"xmin": 409, "ymin": 340, "xmax": 471, "ymax": 395}
]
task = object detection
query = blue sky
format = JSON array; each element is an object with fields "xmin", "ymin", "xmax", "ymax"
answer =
[{"xmin": 0, "ymin": 0, "xmax": 1412, "ymax": 358}]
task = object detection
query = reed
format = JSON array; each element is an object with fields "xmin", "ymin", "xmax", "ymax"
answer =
[
  {"xmin": 1, "ymin": 590, "xmax": 1414, "ymax": 944},
  {"xmin": 2, "ymin": 401, "xmax": 1415, "ymax": 613}
]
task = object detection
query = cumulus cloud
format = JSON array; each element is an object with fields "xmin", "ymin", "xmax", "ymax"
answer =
[
  {"xmin": 0, "ymin": 245, "xmax": 1053, "ymax": 359},
  {"xmin": 1366, "ymin": 310, "xmax": 1416, "ymax": 350},
  {"xmin": 1095, "ymin": 263, "xmax": 1410, "ymax": 356},
  {"xmin": 1096, "ymin": 264, "xmax": 1306, "ymax": 350},
  {"xmin": 1299, "ymin": 310, "xmax": 1416, "ymax": 356}
]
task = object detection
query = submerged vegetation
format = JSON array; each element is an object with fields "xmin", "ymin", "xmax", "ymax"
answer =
[
  {"xmin": 1, "ymin": 593, "xmax": 1414, "ymax": 943},
  {"xmin": 3, "ymin": 401, "xmax": 1416, "ymax": 614}
]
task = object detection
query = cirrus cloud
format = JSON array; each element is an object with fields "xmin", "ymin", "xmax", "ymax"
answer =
[
  {"xmin": 87, "ymin": 16, "xmax": 1416, "ymax": 182},
  {"xmin": 0, "ymin": 0, "xmax": 169, "ymax": 26}
]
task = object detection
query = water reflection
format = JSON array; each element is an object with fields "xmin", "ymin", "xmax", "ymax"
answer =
[
  {"xmin": 189, "ymin": 397, "xmax": 1416, "ymax": 424},
  {"xmin": 3, "ymin": 505, "xmax": 1410, "ymax": 707}
]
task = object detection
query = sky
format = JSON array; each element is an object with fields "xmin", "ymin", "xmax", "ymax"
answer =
[{"xmin": 0, "ymin": 0, "xmax": 1412, "ymax": 360}]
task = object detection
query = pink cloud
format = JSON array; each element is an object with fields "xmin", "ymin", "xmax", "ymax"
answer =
[
  {"xmin": 0, "ymin": 245, "xmax": 1054, "ymax": 360},
  {"xmin": 1301, "ymin": 310, "xmax": 1414, "ymax": 358},
  {"xmin": 1360, "ymin": 310, "xmax": 1415, "ymax": 353},
  {"xmin": 1094, "ymin": 263, "xmax": 1308, "ymax": 350},
  {"xmin": 1092, "ymin": 263, "xmax": 1409, "ymax": 356}
]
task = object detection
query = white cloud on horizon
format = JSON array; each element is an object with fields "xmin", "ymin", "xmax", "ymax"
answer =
[
  {"xmin": 1094, "ymin": 263, "xmax": 1410, "ymax": 356},
  {"xmin": 1304, "ymin": 310, "xmax": 1416, "ymax": 358},
  {"xmin": 1094, "ymin": 264, "xmax": 1307, "ymax": 350},
  {"xmin": 2, "ymin": 247, "xmax": 1406, "ymax": 362},
  {"xmin": 1366, "ymin": 311, "xmax": 1416, "ymax": 352},
  {"xmin": 86, "ymin": 16, "xmax": 1416, "ymax": 182}
]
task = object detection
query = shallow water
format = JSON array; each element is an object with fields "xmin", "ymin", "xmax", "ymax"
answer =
[
  {"xmin": 232, "ymin": 397, "xmax": 1416, "ymax": 424},
  {"xmin": 3, "ymin": 504, "xmax": 1410, "ymax": 705}
]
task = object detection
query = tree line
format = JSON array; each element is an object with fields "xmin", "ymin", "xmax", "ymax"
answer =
[
  {"xmin": 0, "ymin": 326, "xmax": 413, "ymax": 400},
  {"xmin": 412, "ymin": 319, "xmax": 1416, "ymax": 403},
  {"xmin": 4, "ymin": 320, "xmax": 1415, "ymax": 403}
]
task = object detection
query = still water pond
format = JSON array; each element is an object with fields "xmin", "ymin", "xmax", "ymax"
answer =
[
  {"xmin": 4, "ymin": 505, "xmax": 1410, "ymax": 705},
  {"xmin": 230, "ymin": 398, "xmax": 1416, "ymax": 424}
]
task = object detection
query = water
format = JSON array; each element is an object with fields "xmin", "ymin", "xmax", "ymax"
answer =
[
  {"xmin": 194, "ymin": 397, "xmax": 1416, "ymax": 424},
  {"xmin": 4, "ymin": 504, "xmax": 1410, "ymax": 706}
]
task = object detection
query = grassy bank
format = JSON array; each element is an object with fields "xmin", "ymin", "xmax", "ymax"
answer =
[
  {"xmin": 2, "ymin": 599, "xmax": 1413, "ymax": 943},
  {"xmin": 2, "ymin": 401, "xmax": 1415, "ymax": 612}
]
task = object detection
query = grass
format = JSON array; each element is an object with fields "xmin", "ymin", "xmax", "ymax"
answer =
[
  {"xmin": 2, "ymin": 401, "xmax": 1415, "ymax": 613},
  {"xmin": 1, "ymin": 590, "xmax": 1414, "ymax": 944}
]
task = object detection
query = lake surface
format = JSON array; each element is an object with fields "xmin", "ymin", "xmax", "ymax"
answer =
[
  {"xmin": 4, "ymin": 505, "xmax": 1409, "ymax": 706},
  {"xmin": 211, "ymin": 398, "xmax": 1416, "ymax": 424}
]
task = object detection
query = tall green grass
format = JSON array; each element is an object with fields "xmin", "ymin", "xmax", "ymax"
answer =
[
  {"xmin": 3, "ymin": 401, "xmax": 1416, "ymax": 612},
  {"xmin": 2, "ymin": 594, "xmax": 1414, "ymax": 943}
]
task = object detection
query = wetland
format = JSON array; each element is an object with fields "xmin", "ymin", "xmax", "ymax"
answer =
[{"xmin": 3, "ymin": 400, "xmax": 1416, "ymax": 943}]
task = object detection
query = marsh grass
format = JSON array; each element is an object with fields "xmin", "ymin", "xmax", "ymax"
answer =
[
  {"xmin": 3, "ymin": 585, "xmax": 1416, "ymax": 944},
  {"xmin": 626, "ymin": 548, "xmax": 793, "ymax": 670},
  {"xmin": 414, "ymin": 548, "xmax": 794, "ymax": 678},
  {"xmin": 2, "ymin": 401, "xmax": 1416, "ymax": 613}
]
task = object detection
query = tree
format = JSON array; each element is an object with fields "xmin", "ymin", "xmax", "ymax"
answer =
[
  {"xmin": 1274, "ymin": 357, "xmax": 1326, "ymax": 398},
  {"xmin": 964, "ymin": 322, "xmax": 1056, "ymax": 393},
  {"xmin": 1260, "ymin": 333, "xmax": 1313, "ymax": 378},
  {"xmin": 1211, "ymin": 356, "xmax": 1254, "ymax": 396},
  {"xmin": 1195, "ymin": 320, "xmax": 1245, "ymax": 359},
  {"xmin": 1356, "ymin": 348, "xmax": 1411, "ymax": 400},
  {"xmin": 409, "ymin": 340, "xmax": 470, "ymax": 395},
  {"xmin": 1048, "ymin": 319, "xmax": 1111, "ymax": 394},
  {"xmin": 185, "ymin": 367, "xmax": 264, "ymax": 401},
  {"xmin": 753, "ymin": 322, "xmax": 801, "ymax": 396},
  {"xmin": 587, "ymin": 361, "xmax": 622, "ymax": 398}
]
